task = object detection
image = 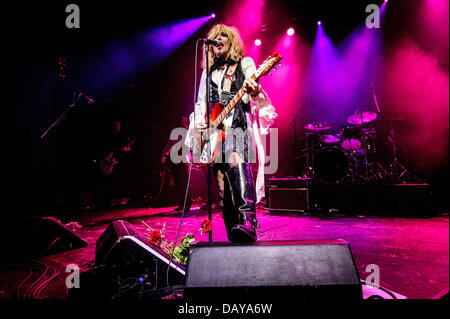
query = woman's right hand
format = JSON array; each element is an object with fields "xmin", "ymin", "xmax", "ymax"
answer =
[{"xmin": 195, "ymin": 121, "xmax": 207, "ymax": 132}]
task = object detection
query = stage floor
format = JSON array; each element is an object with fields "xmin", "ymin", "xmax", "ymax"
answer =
[{"xmin": 0, "ymin": 204, "xmax": 448, "ymax": 300}]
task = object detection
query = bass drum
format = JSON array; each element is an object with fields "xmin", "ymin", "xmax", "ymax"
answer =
[{"xmin": 314, "ymin": 147, "xmax": 349, "ymax": 184}]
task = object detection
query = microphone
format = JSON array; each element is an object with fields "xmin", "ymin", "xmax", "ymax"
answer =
[
  {"xmin": 203, "ymin": 39, "xmax": 223, "ymax": 47},
  {"xmin": 79, "ymin": 92, "xmax": 94, "ymax": 104}
]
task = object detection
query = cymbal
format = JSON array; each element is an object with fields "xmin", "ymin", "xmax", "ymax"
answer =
[
  {"xmin": 304, "ymin": 122, "xmax": 331, "ymax": 131},
  {"xmin": 347, "ymin": 111, "xmax": 377, "ymax": 125},
  {"xmin": 321, "ymin": 135, "xmax": 341, "ymax": 144}
]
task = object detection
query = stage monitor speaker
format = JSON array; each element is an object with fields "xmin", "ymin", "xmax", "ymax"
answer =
[
  {"xmin": 95, "ymin": 220, "xmax": 185, "ymax": 291},
  {"xmin": 184, "ymin": 239, "xmax": 362, "ymax": 301},
  {"xmin": 2, "ymin": 216, "xmax": 88, "ymax": 260}
]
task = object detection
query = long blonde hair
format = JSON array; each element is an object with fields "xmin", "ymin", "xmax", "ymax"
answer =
[{"xmin": 202, "ymin": 24, "xmax": 245, "ymax": 71}]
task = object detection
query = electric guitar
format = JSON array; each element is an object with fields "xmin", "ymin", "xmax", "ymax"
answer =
[
  {"xmin": 99, "ymin": 152, "xmax": 118, "ymax": 176},
  {"xmin": 197, "ymin": 52, "xmax": 282, "ymax": 166},
  {"xmin": 99, "ymin": 138, "xmax": 134, "ymax": 175}
]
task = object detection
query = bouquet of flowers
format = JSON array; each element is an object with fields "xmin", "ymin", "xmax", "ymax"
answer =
[{"xmin": 142, "ymin": 219, "xmax": 213, "ymax": 266}]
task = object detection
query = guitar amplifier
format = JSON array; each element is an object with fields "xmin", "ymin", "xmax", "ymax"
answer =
[{"xmin": 266, "ymin": 177, "xmax": 311, "ymax": 212}]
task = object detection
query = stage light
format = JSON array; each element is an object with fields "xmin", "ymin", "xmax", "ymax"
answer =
[
  {"xmin": 287, "ymin": 28, "xmax": 295, "ymax": 36},
  {"xmin": 254, "ymin": 39, "xmax": 261, "ymax": 46},
  {"xmin": 211, "ymin": 13, "xmax": 216, "ymax": 18},
  {"xmin": 317, "ymin": 21, "xmax": 322, "ymax": 25}
]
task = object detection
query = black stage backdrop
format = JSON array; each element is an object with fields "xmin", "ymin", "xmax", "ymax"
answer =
[{"xmin": 10, "ymin": 0, "xmax": 449, "ymax": 215}]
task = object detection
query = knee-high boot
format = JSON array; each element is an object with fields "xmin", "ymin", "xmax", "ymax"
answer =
[
  {"xmin": 222, "ymin": 178, "xmax": 238, "ymax": 241},
  {"xmin": 224, "ymin": 163, "xmax": 259, "ymax": 242}
]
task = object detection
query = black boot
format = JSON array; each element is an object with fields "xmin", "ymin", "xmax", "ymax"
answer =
[
  {"xmin": 222, "ymin": 181, "xmax": 239, "ymax": 241},
  {"xmin": 224, "ymin": 163, "xmax": 258, "ymax": 243}
]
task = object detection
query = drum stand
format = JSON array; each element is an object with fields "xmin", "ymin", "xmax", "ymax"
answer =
[
  {"xmin": 304, "ymin": 133, "xmax": 315, "ymax": 179},
  {"xmin": 346, "ymin": 150, "xmax": 361, "ymax": 184},
  {"xmin": 366, "ymin": 161, "xmax": 388, "ymax": 181},
  {"xmin": 360, "ymin": 131, "xmax": 388, "ymax": 182},
  {"xmin": 387, "ymin": 123, "xmax": 409, "ymax": 181},
  {"xmin": 371, "ymin": 86, "xmax": 411, "ymax": 182},
  {"xmin": 296, "ymin": 135, "xmax": 315, "ymax": 179}
]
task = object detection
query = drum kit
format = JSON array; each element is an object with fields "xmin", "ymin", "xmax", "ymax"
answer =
[{"xmin": 299, "ymin": 110, "xmax": 392, "ymax": 184}]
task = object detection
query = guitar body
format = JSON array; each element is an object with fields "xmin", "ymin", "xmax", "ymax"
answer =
[
  {"xmin": 100, "ymin": 152, "xmax": 118, "ymax": 176},
  {"xmin": 199, "ymin": 102, "xmax": 226, "ymax": 166},
  {"xmin": 99, "ymin": 139, "xmax": 134, "ymax": 175}
]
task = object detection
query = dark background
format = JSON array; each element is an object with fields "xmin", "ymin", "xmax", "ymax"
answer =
[{"xmin": 10, "ymin": 0, "xmax": 448, "ymax": 215}]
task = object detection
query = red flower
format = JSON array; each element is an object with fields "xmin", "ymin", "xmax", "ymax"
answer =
[
  {"xmin": 149, "ymin": 230, "xmax": 162, "ymax": 244},
  {"xmin": 201, "ymin": 220, "xmax": 213, "ymax": 234}
]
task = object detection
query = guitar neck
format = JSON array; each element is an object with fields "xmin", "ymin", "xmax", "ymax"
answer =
[{"xmin": 213, "ymin": 74, "xmax": 257, "ymax": 128}]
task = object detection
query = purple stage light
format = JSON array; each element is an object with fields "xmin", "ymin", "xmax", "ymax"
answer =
[
  {"xmin": 317, "ymin": 21, "xmax": 322, "ymax": 26},
  {"xmin": 254, "ymin": 39, "xmax": 261, "ymax": 46},
  {"xmin": 79, "ymin": 15, "xmax": 212, "ymax": 95},
  {"xmin": 287, "ymin": 28, "xmax": 295, "ymax": 36},
  {"xmin": 211, "ymin": 13, "xmax": 216, "ymax": 18}
]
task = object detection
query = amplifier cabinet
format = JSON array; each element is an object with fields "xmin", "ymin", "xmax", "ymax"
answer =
[{"xmin": 266, "ymin": 178, "xmax": 311, "ymax": 212}]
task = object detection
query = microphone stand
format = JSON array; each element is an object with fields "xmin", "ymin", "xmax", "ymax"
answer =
[
  {"xmin": 205, "ymin": 42, "xmax": 213, "ymax": 242},
  {"xmin": 40, "ymin": 92, "xmax": 83, "ymax": 140},
  {"xmin": 369, "ymin": 85, "xmax": 389, "ymax": 181}
]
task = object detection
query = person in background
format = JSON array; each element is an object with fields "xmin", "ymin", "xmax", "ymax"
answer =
[
  {"xmin": 100, "ymin": 120, "xmax": 132, "ymax": 207},
  {"xmin": 159, "ymin": 116, "xmax": 192, "ymax": 211}
]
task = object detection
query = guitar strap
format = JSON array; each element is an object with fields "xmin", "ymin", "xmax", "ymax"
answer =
[{"xmin": 220, "ymin": 63, "xmax": 238, "ymax": 105}]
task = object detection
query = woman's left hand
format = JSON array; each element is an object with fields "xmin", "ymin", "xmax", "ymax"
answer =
[{"xmin": 243, "ymin": 78, "xmax": 261, "ymax": 97}]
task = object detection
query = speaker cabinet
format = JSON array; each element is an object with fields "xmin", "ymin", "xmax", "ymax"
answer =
[
  {"xmin": 184, "ymin": 239, "xmax": 362, "ymax": 301},
  {"xmin": 267, "ymin": 178, "xmax": 310, "ymax": 212},
  {"xmin": 95, "ymin": 220, "xmax": 185, "ymax": 291},
  {"xmin": 2, "ymin": 216, "xmax": 88, "ymax": 260}
]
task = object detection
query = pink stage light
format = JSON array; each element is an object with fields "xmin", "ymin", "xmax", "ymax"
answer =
[
  {"xmin": 223, "ymin": 0, "xmax": 265, "ymax": 42},
  {"xmin": 211, "ymin": 13, "xmax": 216, "ymax": 18},
  {"xmin": 317, "ymin": 21, "xmax": 322, "ymax": 25},
  {"xmin": 287, "ymin": 28, "xmax": 295, "ymax": 36},
  {"xmin": 254, "ymin": 39, "xmax": 261, "ymax": 46}
]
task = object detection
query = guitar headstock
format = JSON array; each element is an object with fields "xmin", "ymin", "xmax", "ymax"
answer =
[{"xmin": 255, "ymin": 52, "xmax": 282, "ymax": 79}]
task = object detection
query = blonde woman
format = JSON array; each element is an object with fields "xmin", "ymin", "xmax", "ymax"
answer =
[{"xmin": 186, "ymin": 24, "xmax": 278, "ymax": 242}]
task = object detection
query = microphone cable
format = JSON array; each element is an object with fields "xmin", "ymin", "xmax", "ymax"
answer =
[{"xmin": 165, "ymin": 38, "xmax": 203, "ymax": 299}]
